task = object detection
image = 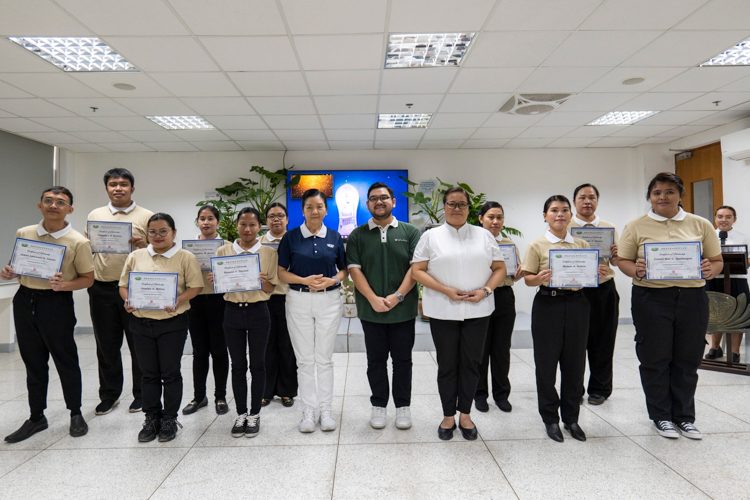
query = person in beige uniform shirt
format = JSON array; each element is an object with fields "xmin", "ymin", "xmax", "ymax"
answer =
[{"xmin": 2, "ymin": 187, "xmax": 94, "ymax": 443}]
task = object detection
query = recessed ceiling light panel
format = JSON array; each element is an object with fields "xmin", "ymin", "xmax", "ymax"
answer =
[
  {"xmin": 377, "ymin": 113, "xmax": 432, "ymax": 129},
  {"xmin": 386, "ymin": 33, "xmax": 475, "ymax": 68},
  {"xmin": 8, "ymin": 37, "xmax": 137, "ymax": 72},
  {"xmin": 147, "ymin": 116, "xmax": 215, "ymax": 130},
  {"xmin": 700, "ymin": 37, "xmax": 750, "ymax": 66},
  {"xmin": 587, "ymin": 111, "xmax": 659, "ymax": 126}
]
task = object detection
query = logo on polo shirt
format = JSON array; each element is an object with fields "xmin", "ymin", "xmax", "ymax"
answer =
[
  {"xmin": 395, "ymin": 238, "xmax": 408, "ymax": 242},
  {"xmin": 327, "ymin": 244, "xmax": 334, "ymax": 248}
]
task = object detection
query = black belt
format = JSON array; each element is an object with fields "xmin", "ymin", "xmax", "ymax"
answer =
[
  {"xmin": 288, "ymin": 284, "xmax": 340, "ymax": 293},
  {"xmin": 538, "ymin": 287, "xmax": 582, "ymax": 297},
  {"xmin": 226, "ymin": 301, "xmax": 265, "ymax": 308}
]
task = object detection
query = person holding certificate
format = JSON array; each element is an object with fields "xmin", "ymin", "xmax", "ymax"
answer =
[
  {"xmin": 475, "ymin": 201, "xmax": 525, "ymax": 414},
  {"xmin": 86, "ymin": 168, "xmax": 153, "ymax": 416},
  {"xmin": 2, "ymin": 186, "xmax": 94, "ymax": 443},
  {"xmin": 181, "ymin": 205, "xmax": 230, "ymax": 416},
  {"xmin": 211, "ymin": 207, "xmax": 278, "ymax": 438},
  {"xmin": 522, "ymin": 195, "xmax": 607, "ymax": 443},
  {"xmin": 411, "ymin": 187, "xmax": 506, "ymax": 441},
  {"xmin": 568, "ymin": 184, "xmax": 620, "ymax": 406},
  {"xmin": 278, "ymin": 189, "xmax": 348, "ymax": 433},
  {"xmin": 118, "ymin": 213, "xmax": 204, "ymax": 443},
  {"xmin": 618, "ymin": 173, "xmax": 722, "ymax": 440}
]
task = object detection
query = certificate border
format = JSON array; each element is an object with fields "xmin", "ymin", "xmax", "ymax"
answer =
[
  {"xmin": 181, "ymin": 239, "xmax": 225, "ymax": 271},
  {"xmin": 644, "ymin": 241, "xmax": 703, "ymax": 281},
  {"xmin": 497, "ymin": 244, "xmax": 519, "ymax": 277},
  {"xmin": 87, "ymin": 220, "xmax": 132, "ymax": 255},
  {"xmin": 548, "ymin": 248, "xmax": 600, "ymax": 289},
  {"xmin": 569, "ymin": 227, "xmax": 615, "ymax": 259},
  {"xmin": 9, "ymin": 237, "xmax": 67, "ymax": 280},
  {"xmin": 127, "ymin": 271, "xmax": 179, "ymax": 310},
  {"xmin": 210, "ymin": 254, "xmax": 263, "ymax": 294}
]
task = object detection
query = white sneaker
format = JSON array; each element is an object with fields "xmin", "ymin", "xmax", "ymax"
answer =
[
  {"xmin": 654, "ymin": 420, "xmax": 679, "ymax": 439},
  {"xmin": 674, "ymin": 421, "xmax": 702, "ymax": 440},
  {"xmin": 319, "ymin": 406, "xmax": 337, "ymax": 431},
  {"xmin": 395, "ymin": 406, "xmax": 412, "ymax": 429},
  {"xmin": 370, "ymin": 406, "xmax": 387, "ymax": 429},
  {"xmin": 299, "ymin": 406, "xmax": 316, "ymax": 433}
]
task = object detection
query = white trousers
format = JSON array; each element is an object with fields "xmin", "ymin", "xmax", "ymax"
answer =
[{"xmin": 285, "ymin": 289, "xmax": 342, "ymax": 410}]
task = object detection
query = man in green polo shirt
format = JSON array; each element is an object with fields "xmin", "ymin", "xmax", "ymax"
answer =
[{"xmin": 347, "ymin": 182, "xmax": 421, "ymax": 430}]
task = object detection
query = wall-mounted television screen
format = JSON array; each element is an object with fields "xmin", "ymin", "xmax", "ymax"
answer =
[{"xmin": 286, "ymin": 170, "xmax": 409, "ymax": 239}]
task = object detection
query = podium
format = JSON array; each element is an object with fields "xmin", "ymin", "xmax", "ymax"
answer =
[{"xmin": 701, "ymin": 245, "xmax": 750, "ymax": 376}]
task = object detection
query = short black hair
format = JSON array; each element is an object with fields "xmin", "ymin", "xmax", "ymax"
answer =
[
  {"xmin": 265, "ymin": 202, "xmax": 288, "ymax": 218},
  {"xmin": 543, "ymin": 195, "xmax": 571, "ymax": 213},
  {"xmin": 442, "ymin": 186, "xmax": 470, "ymax": 204},
  {"xmin": 148, "ymin": 213, "xmax": 175, "ymax": 230},
  {"xmin": 479, "ymin": 201, "xmax": 503, "ymax": 217},
  {"xmin": 103, "ymin": 168, "xmax": 135, "ymax": 187},
  {"xmin": 573, "ymin": 183, "xmax": 600, "ymax": 200},
  {"xmin": 236, "ymin": 207, "xmax": 262, "ymax": 224},
  {"xmin": 41, "ymin": 186, "xmax": 73, "ymax": 206},
  {"xmin": 197, "ymin": 205, "xmax": 220, "ymax": 220},
  {"xmin": 647, "ymin": 172, "xmax": 684, "ymax": 200},
  {"xmin": 367, "ymin": 182, "xmax": 394, "ymax": 199},
  {"xmin": 301, "ymin": 189, "xmax": 328, "ymax": 209},
  {"xmin": 715, "ymin": 205, "xmax": 737, "ymax": 218}
]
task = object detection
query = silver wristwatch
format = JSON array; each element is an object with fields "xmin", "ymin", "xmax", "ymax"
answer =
[{"xmin": 395, "ymin": 291, "xmax": 405, "ymax": 303}]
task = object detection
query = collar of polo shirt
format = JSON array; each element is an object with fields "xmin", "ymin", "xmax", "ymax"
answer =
[
  {"xmin": 108, "ymin": 201, "xmax": 137, "ymax": 214},
  {"xmin": 573, "ymin": 214, "xmax": 599, "ymax": 227},
  {"xmin": 368, "ymin": 217, "xmax": 399, "ymax": 231},
  {"xmin": 263, "ymin": 232, "xmax": 282, "ymax": 242},
  {"xmin": 233, "ymin": 239, "xmax": 261, "ymax": 254},
  {"xmin": 146, "ymin": 243, "xmax": 179, "ymax": 258},
  {"xmin": 648, "ymin": 207, "xmax": 686, "ymax": 222},
  {"xmin": 196, "ymin": 233, "xmax": 223, "ymax": 239},
  {"xmin": 37, "ymin": 220, "xmax": 72, "ymax": 239},
  {"xmin": 545, "ymin": 230, "xmax": 575, "ymax": 244},
  {"xmin": 300, "ymin": 223, "xmax": 327, "ymax": 239}
]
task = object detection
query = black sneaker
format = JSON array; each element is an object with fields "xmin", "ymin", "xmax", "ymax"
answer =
[
  {"xmin": 654, "ymin": 420, "xmax": 679, "ymax": 439},
  {"xmin": 95, "ymin": 399, "xmax": 120, "ymax": 415},
  {"xmin": 4, "ymin": 417, "xmax": 48, "ymax": 443},
  {"xmin": 138, "ymin": 416, "xmax": 161, "ymax": 442},
  {"xmin": 129, "ymin": 397, "xmax": 143, "ymax": 413},
  {"xmin": 231, "ymin": 414, "xmax": 247, "ymax": 437},
  {"xmin": 158, "ymin": 418, "xmax": 182, "ymax": 442},
  {"xmin": 673, "ymin": 421, "xmax": 702, "ymax": 440},
  {"xmin": 245, "ymin": 414, "xmax": 260, "ymax": 438}
]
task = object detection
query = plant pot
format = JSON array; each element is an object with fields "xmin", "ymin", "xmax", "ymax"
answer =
[{"xmin": 343, "ymin": 303, "xmax": 357, "ymax": 318}]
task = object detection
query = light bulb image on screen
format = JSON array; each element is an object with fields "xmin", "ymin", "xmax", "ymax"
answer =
[{"xmin": 335, "ymin": 183, "xmax": 359, "ymax": 238}]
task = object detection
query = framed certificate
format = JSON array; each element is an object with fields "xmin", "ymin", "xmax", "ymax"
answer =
[
  {"xmin": 498, "ymin": 244, "xmax": 518, "ymax": 277},
  {"xmin": 88, "ymin": 221, "xmax": 132, "ymax": 255},
  {"xmin": 211, "ymin": 254, "xmax": 262, "ymax": 294},
  {"xmin": 644, "ymin": 241, "xmax": 702, "ymax": 280},
  {"xmin": 9, "ymin": 238, "xmax": 66, "ymax": 280},
  {"xmin": 127, "ymin": 272, "xmax": 179, "ymax": 310},
  {"xmin": 548, "ymin": 249, "xmax": 600, "ymax": 288},
  {"xmin": 570, "ymin": 227, "xmax": 615, "ymax": 259},
  {"xmin": 182, "ymin": 239, "xmax": 224, "ymax": 271}
]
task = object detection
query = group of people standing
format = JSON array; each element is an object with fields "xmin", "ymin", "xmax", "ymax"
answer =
[{"xmin": 2, "ymin": 168, "xmax": 740, "ymax": 445}]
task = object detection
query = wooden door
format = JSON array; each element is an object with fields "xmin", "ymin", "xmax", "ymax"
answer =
[{"xmin": 675, "ymin": 142, "xmax": 723, "ymax": 220}]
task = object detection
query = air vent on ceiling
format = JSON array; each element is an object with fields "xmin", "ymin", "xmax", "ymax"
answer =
[{"xmin": 498, "ymin": 93, "xmax": 573, "ymax": 115}]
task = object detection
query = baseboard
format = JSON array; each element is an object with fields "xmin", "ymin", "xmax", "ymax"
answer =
[
  {"xmin": 618, "ymin": 317, "xmax": 634, "ymax": 325},
  {"xmin": 74, "ymin": 326, "xmax": 94, "ymax": 336},
  {"xmin": 0, "ymin": 342, "xmax": 15, "ymax": 353}
]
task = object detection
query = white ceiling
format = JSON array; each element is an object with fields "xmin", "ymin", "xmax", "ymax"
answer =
[{"xmin": 0, "ymin": 0, "xmax": 749, "ymax": 152}]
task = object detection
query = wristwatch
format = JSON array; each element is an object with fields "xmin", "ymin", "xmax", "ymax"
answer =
[
  {"xmin": 483, "ymin": 287, "xmax": 492, "ymax": 297},
  {"xmin": 395, "ymin": 291, "xmax": 405, "ymax": 303}
]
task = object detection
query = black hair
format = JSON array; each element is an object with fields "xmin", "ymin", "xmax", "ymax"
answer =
[
  {"xmin": 103, "ymin": 168, "xmax": 135, "ymax": 187},
  {"xmin": 197, "ymin": 205, "xmax": 220, "ymax": 220},
  {"xmin": 265, "ymin": 202, "xmax": 288, "ymax": 218},
  {"xmin": 236, "ymin": 207, "xmax": 262, "ymax": 224},
  {"xmin": 647, "ymin": 172, "xmax": 684, "ymax": 200},
  {"xmin": 715, "ymin": 205, "xmax": 737, "ymax": 218},
  {"xmin": 573, "ymin": 183, "xmax": 600, "ymax": 200},
  {"xmin": 479, "ymin": 201, "xmax": 504, "ymax": 217},
  {"xmin": 301, "ymin": 189, "xmax": 328, "ymax": 209},
  {"xmin": 148, "ymin": 213, "xmax": 175, "ymax": 231},
  {"xmin": 41, "ymin": 186, "xmax": 74, "ymax": 206},
  {"xmin": 543, "ymin": 195, "xmax": 571, "ymax": 213},
  {"xmin": 442, "ymin": 186, "xmax": 470, "ymax": 204},
  {"xmin": 367, "ymin": 182, "xmax": 394, "ymax": 199}
]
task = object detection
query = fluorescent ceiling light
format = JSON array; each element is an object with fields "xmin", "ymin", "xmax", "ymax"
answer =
[
  {"xmin": 8, "ymin": 37, "xmax": 137, "ymax": 72},
  {"xmin": 587, "ymin": 111, "xmax": 659, "ymax": 126},
  {"xmin": 147, "ymin": 116, "xmax": 215, "ymax": 130},
  {"xmin": 700, "ymin": 37, "xmax": 750, "ymax": 66},
  {"xmin": 378, "ymin": 114, "xmax": 432, "ymax": 129},
  {"xmin": 386, "ymin": 33, "xmax": 475, "ymax": 68}
]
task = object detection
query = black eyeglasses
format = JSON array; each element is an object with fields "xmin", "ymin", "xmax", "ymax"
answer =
[
  {"xmin": 445, "ymin": 202, "xmax": 469, "ymax": 210},
  {"xmin": 368, "ymin": 195, "xmax": 392, "ymax": 203},
  {"xmin": 266, "ymin": 214, "xmax": 286, "ymax": 221}
]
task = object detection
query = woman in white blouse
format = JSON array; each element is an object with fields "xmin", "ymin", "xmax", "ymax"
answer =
[{"xmin": 411, "ymin": 187, "xmax": 506, "ymax": 441}]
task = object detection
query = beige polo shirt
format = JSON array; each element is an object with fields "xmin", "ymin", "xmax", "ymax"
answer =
[
  {"xmin": 521, "ymin": 231, "xmax": 591, "ymax": 291},
  {"xmin": 260, "ymin": 232, "xmax": 288, "ymax": 295},
  {"xmin": 86, "ymin": 202, "xmax": 153, "ymax": 282},
  {"xmin": 568, "ymin": 215, "xmax": 618, "ymax": 283},
  {"xmin": 496, "ymin": 236, "xmax": 522, "ymax": 288},
  {"xmin": 15, "ymin": 223, "xmax": 94, "ymax": 290},
  {"xmin": 118, "ymin": 244, "xmax": 204, "ymax": 320},
  {"xmin": 619, "ymin": 209, "xmax": 721, "ymax": 289},
  {"xmin": 215, "ymin": 240, "xmax": 279, "ymax": 304}
]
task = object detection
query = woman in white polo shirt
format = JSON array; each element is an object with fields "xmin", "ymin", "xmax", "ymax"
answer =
[{"xmin": 411, "ymin": 187, "xmax": 506, "ymax": 441}]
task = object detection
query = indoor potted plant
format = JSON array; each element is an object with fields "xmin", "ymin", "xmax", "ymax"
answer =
[{"xmin": 340, "ymin": 277, "xmax": 357, "ymax": 318}]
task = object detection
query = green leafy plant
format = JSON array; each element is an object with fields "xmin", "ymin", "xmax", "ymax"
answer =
[{"xmin": 399, "ymin": 176, "xmax": 453, "ymax": 224}]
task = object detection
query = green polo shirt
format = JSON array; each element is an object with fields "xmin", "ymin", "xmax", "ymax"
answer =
[{"xmin": 346, "ymin": 218, "xmax": 421, "ymax": 324}]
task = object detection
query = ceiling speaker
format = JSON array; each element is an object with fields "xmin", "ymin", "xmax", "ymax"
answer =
[{"xmin": 498, "ymin": 93, "xmax": 573, "ymax": 115}]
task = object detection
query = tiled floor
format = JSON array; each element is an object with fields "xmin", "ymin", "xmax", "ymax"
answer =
[{"xmin": 0, "ymin": 325, "xmax": 748, "ymax": 499}]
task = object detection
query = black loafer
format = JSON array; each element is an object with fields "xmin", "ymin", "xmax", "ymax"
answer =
[
  {"xmin": 587, "ymin": 394, "xmax": 606, "ymax": 405},
  {"xmin": 545, "ymin": 423, "xmax": 564, "ymax": 442},
  {"xmin": 564, "ymin": 422, "xmax": 587, "ymax": 442},
  {"xmin": 733, "ymin": 353, "xmax": 741, "ymax": 363},
  {"xmin": 69, "ymin": 415, "xmax": 88, "ymax": 437},
  {"xmin": 438, "ymin": 423, "xmax": 456, "ymax": 441},
  {"xmin": 474, "ymin": 398, "xmax": 489, "ymax": 413},
  {"xmin": 215, "ymin": 399, "xmax": 229, "ymax": 415},
  {"xmin": 182, "ymin": 397, "xmax": 208, "ymax": 415},
  {"xmin": 458, "ymin": 423, "xmax": 478, "ymax": 441},
  {"xmin": 261, "ymin": 399, "xmax": 271, "ymax": 407},
  {"xmin": 496, "ymin": 400, "xmax": 512, "ymax": 413},
  {"xmin": 281, "ymin": 397, "xmax": 294, "ymax": 407},
  {"xmin": 704, "ymin": 347, "xmax": 723, "ymax": 360},
  {"xmin": 4, "ymin": 417, "xmax": 48, "ymax": 443}
]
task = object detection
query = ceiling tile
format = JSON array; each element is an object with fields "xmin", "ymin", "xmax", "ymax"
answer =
[
  {"xmin": 114, "ymin": 97, "xmax": 196, "ymax": 115},
  {"xmin": 202, "ymin": 115, "xmax": 267, "ymax": 129},
  {"xmin": 546, "ymin": 137, "xmax": 600, "ymax": 147},
  {"xmin": 465, "ymin": 31, "xmax": 571, "ymax": 68},
  {"xmin": 56, "ymin": 0, "xmax": 187, "ymax": 35},
  {"xmin": 324, "ymin": 129, "xmax": 374, "ymax": 140},
  {"xmin": 263, "ymin": 115, "xmax": 321, "ymax": 129},
  {"xmin": 329, "ymin": 141, "xmax": 374, "ymax": 149},
  {"xmin": 275, "ymin": 129, "xmax": 327, "ymax": 141},
  {"xmin": 0, "ymin": 40, "xmax": 60, "ymax": 72},
  {"xmin": 237, "ymin": 141, "xmax": 286, "ymax": 150},
  {"xmin": 580, "ymin": 0, "xmax": 709, "ymax": 30},
  {"xmin": 534, "ymin": 111, "xmax": 603, "ymax": 126},
  {"xmin": 0, "ymin": 74, "xmax": 102, "ymax": 98},
  {"xmin": 181, "ymin": 97, "xmax": 256, "ymax": 116},
  {"xmin": 517, "ymin": 126, "xmax": 577, "ymax": 138},
  {"xmin": 69, "ymin": 73, "xmax": 172, "ymax": 98},
  {"xmin": 0, "ymin": 0, "xmax": 90, "ymax": 36},
  {"xmin": 558, "ymin": 93, "xmax": 638, "ymax": 112},
  {"xmin": 59, "ymin": 143, "xmax": 112, "ymax": 152},
  {"xmin": 504, "ymin": 138, "xmax": 555, "ymax": 148},
  {"xmin": 623, "ymin": 30, "xmax": 750, "ymax": 67},
  {"xmin": 294, "ymin": 35, "xmax": 384, "ymax": 71},
  {"xmin": 589, "ymin": 137, "xmax": 644, "ymax": 147},
  {"xmin": 616, "ymin": 92, "xmax": 704, "ymax": 110},
  {"xmin": 378, "ymin": 94, "xmax": 443, "ymax": 113},
  {"xmin": 565, "ymin": 125, "xmax": 622, "ymax": 137},
  {"xmin": 150, "ymin": 73, "xmax": 239, "ymax": 97},
  {"xmin": 672, "ymin": 92, "xmax": 750, "ymax": 111},
  {"xmin": 388, "ymin": 0, "xmax": 495, "ymax": 32},
  {"xmin": 585, "ymin": 67, "xmax": 689, "ymax": 92},
  {"xmin": 719, "ymin": 74, "xmax": 750, "ymax": 92},
  {"xmin": 676, "ymin": 0, "xmax": 750, "ymax": 29},
  {"xmin": 422, "ymin": 128, "xmax": 475, "ymax": 140},
  {"xmin": 381, "ymin": 68, "xmax": 458, "ymax": 94},
  {"xmin": 0, "ymin": 118, "xmax": 56, "ymax": 133},
  {"xmin": 305, "ymin": 71, "xmax": 380, "ymax": 96},
  {"xmin": 638, "ymin": 110, "xmax": 717, "ymax": 125},
  {"xmin": 375, "ymin": 129, "xmax": 425, "ymax": 141},
  {"xmin": 632, "ymin": 137, "xmax": 674, "ymax": 144},
  {"xmin": 429, "ymin": 113, "xmax": 491, "ymax": 128},
  {"xmin": 249, "ymin": 97, "xmax": 316, "ymax": 115},
  {"xmin": 200, "ymin": 36, "xmax": 299, "ymax": 72},
  {"xmin": 105, "ymin": 37, "xmax": 218, "ymax": 72},
  {"xmin": 487, "ymin": 0, "xmax": 602, "ymax": 30},
  {"xmin": 0, "ymin": 110, "xmax": 18, "ymax": 118},
  {"xmin": 120, "ymin": 130, "xmax": 181, "ymax": 142},
  {"xmin": 470, "ymin": 127, "xmax": 526, "ymax": 139},
  {"xmin": 449, "ymin": 68, "xmax": 535, "ymax": 94},
  {"xmin": 98, "ymin": 142, "xmax": 155, "ymax": 152},
  {"xmin": 314, "ymin": 95, "xmax": 377, "ymax": 114},
  {"xmin": 419, "ymin": 140, "xmax": 467, "ymax": 149},
  {"xmin": 544, "ymin": 31, "xmax": 662, "ymax": 67},
  {"xmin": 652, "ymin": 67, "xmax": 750, "ymax": 92},
  {"xmin": 460, "ymin": 139, "xmax": 510, "ymax": 149},
  {"xmin": 320, "ymin": 114, "xmax": 375, "ymax": 129},
  {"xmin": 88, "ymin": 116, "xmax": 163, "ymax": 130},
  {"xmin": 438, "ymin": 94, "xmax": 510, "ymax": 113},
  {"xmin": 281, "ymin": 0, "xmax": 387, "ymax": 34},
  {"xmin": 31, "ymin": 117, "xmax": 109, "ymax": 131},
  {"xmin": 20, "ymin": 131, "xmax": 88, "ymax": 143},
  {"xmin": 691, "ymin": 109, "xmax": 750, "ymax": 126},
  {"xmin": 143, "ymin": 141, "xmax": 199, "ymax": 152},
  {"xmin": 482, "ymin": 113, "xmax": 544, "ymax": 127},
  {"xmin": 0, "ymin": 99, "xmax": 76, "ymax": 117},
  {"xmin": 191, "ymin": 141, "xmax": 243, "ymax": 151},
  {"xmin": 374, "ymin": 140, "xmax": 419, "ymax": 149},
  {"xmin": 0, "ymin": 81, "xmax": 33, "ymax": 98},
  {"xmin": 228, "ymin": 72, "xmax": 309, "ymax": 97},
  {"xmin": 517, "ymin": 67, "xmax": 611, "ymax": 93},
  {"xmin": 611, "ymin": 125, "xmax": 677, "ymax": 137},
  {"xmin": 69, "ymin": 131, "xmax": 136, "ymax": 142},
  {"xmin": 168, "ymin": 0, "xmax": 286, "ymax": 35},
  {"xmin": 222, "ymin": 130, "xmax": 278, "ymax": 141},
  {"xmin": 283, "ymin": 141, "xmax": 330, "ymax": 150},
  {"xmin": 656, "ymin": 124, "xmax": 715, "ymax": 137},
  {"xmin": 170, "ymin": 130, "xmax": 230, "ymax": 141}
]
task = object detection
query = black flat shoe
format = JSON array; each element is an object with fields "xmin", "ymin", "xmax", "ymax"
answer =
[
  {"xmin": 587, "ymin": 394, "xmax": 606, "ymax": 405},
  {"xmin": 564, "ymin": 422, "xmax": 587, "ymax": 442},
  {"xmin": 69, "ymin": 415, "xmax": 88, "ymax": 437},
  {"xmin": 215, "ymin": 399, "xmax": 229, "ymax": 415},
  {"xmin": 261, "ymin": 398, "xmax": 271, "ymax": 407},
  {"xmin": 733, "ymin": 353, "xmax": 741, "ymax": 363},
  {"xmin": 182, "ymin": 397, "xmax": 208, "ymax": 415},
  {"xmin": 496, "ymin": 400, "xmax": 512, "ymax": 412},
  {"xmin": 474, "ymin": 398, "xmax": 489, "ymax": 413},
  {"xmin": 438, "ymin": 423, "xmax": 456, "ymax": 441},
  {"xmin": 545, "ymin": 423, "xmax": 564, "ymax": 442},
  {"xmin": 458, "ymin": 423, "xmax": 478, "ymax": 441},
  {"xmin": 281, "ymin": 397, "xmax": 294, "ymax": 407},
  {"xmin": 705, "ymin": 347, "xmax": 723, "ymax": 360},
  {"xmin": 5, "ymin": 417, "xmax": 48, "ymax": 443}
]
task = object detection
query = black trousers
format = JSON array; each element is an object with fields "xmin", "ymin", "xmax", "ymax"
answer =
[
  {"xmin": 362, "ymin": 319, "xmax": 416, "ymax": 408},
  {"xmin": 430, "ymin": 316, "xmax": 490, "ymax": 416},
  {"xmin": 631, "ymin": 286, "xmax": 708, "ymax": 423},
  {"xmin": 531, "ymin": 292, "xmax": 589, "ymax": 425},
  {"xmin": 263, "ymin": 295, "xmax": 298, "ymax": 399},
  {"xmin": 88, "ymin": 280, "xmax": 142, "ymax": 401},
  {"xmin": 223, "ymin": 302, "xmax": 270, "ymax": 415},
  {"xmin": 187, "ymin": 294, "xmax": 229, "ymax": 401},
  {"xmin": 582, "ymin": 279, "xmax": 620, "ymax": 398},
  {"xmin": 476, "ymin": 287, "xmax": 516, "ymax": 403},
  {"xmin": 130, "ymin": 314, "xmax": 189, "ymax": 420},
  {"xmin": 13, "ymin": 286, "xmax": 82, "ymax": 417}
]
